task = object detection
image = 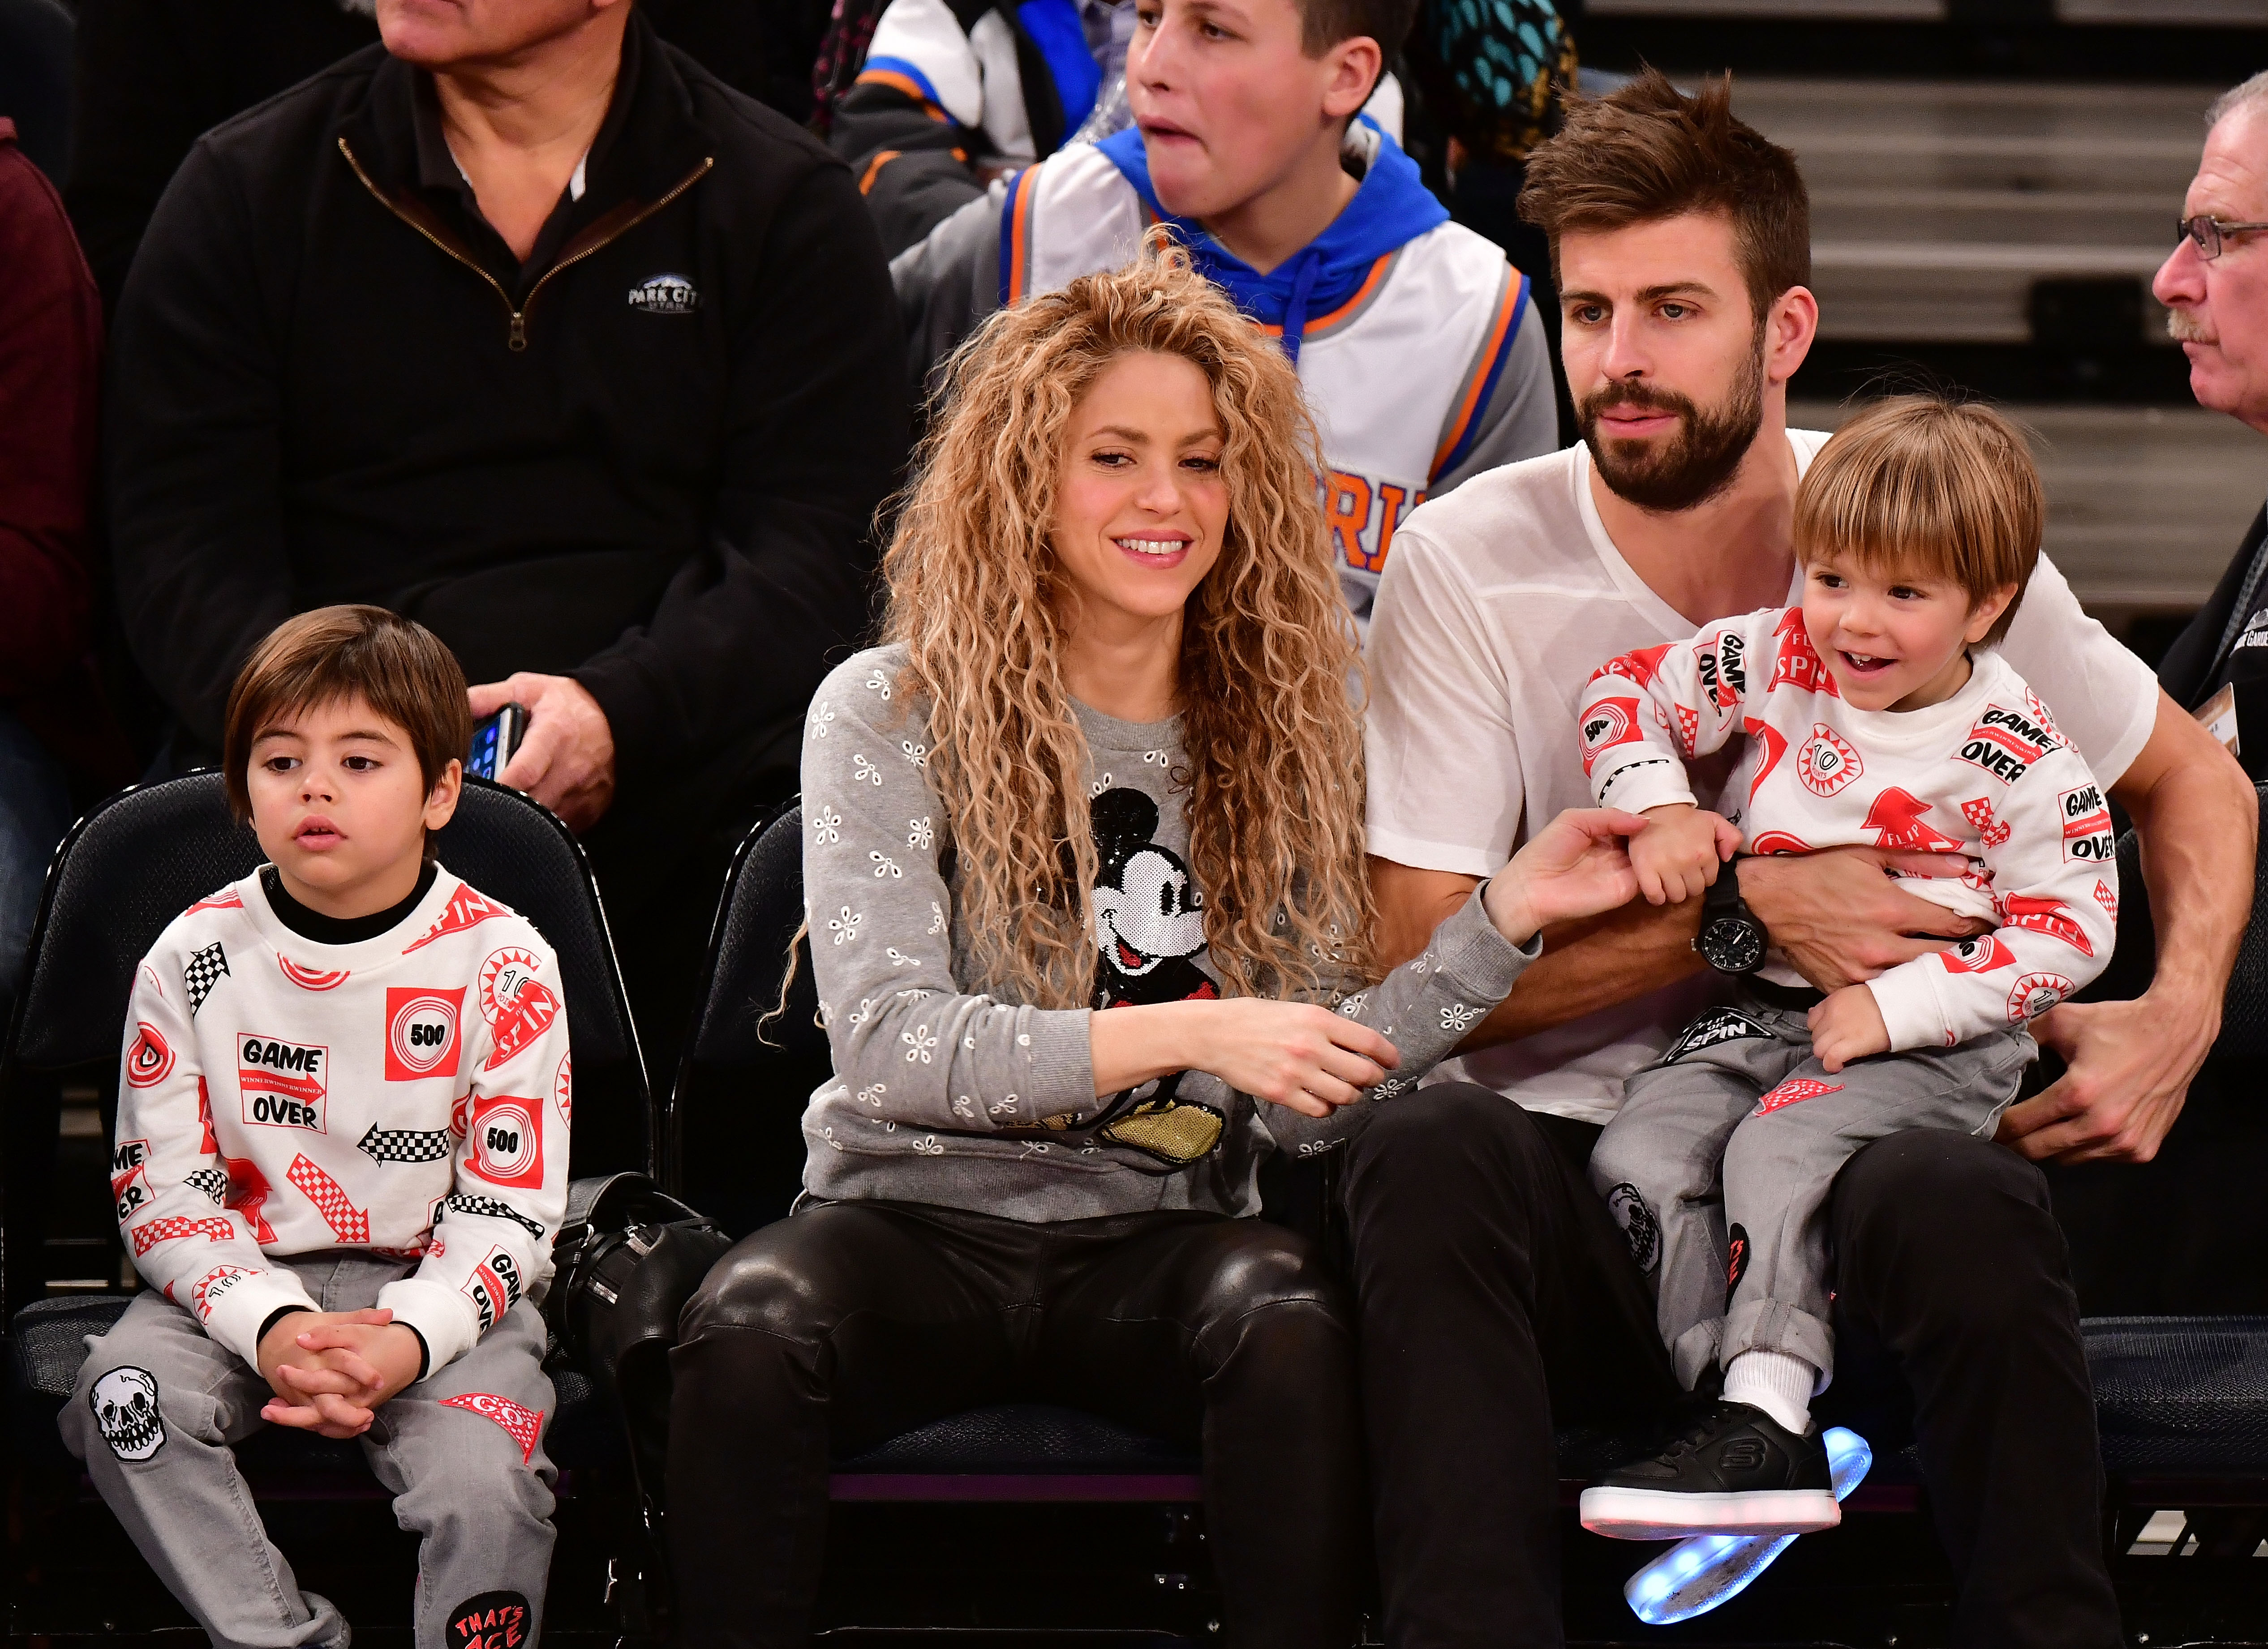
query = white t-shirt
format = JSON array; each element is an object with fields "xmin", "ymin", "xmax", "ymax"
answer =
[{"xmin": 1363, "ymin": 429, "xmax": 2161, "ymax": 1123}]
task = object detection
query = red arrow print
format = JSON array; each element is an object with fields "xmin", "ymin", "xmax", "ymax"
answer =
[
  {"xmin": 1745, "ymin": 719, "xmax": 1788, "ymax": 803},
  {"xmin": 1588, "ymin": 642, "xmax": 1674, "ymax": 690},
  {"xmin": 223, "ymin": 1150, "xmax": 278, "ymax": 1242},
  {"xmin": 286, "ymin": 1153, "xmax": 370, "ymax": 1244}
]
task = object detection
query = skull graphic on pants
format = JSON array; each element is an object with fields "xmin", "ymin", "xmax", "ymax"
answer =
[{"xmin": 91, "ymin": 1366, "xmax": 166, "ymax": 1461}]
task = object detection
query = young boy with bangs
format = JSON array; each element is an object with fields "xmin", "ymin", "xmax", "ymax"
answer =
[
  {"xmin": 64, "ymin": 605, "xmax": 570, "ymax": 1649},
  {"xmin": 889, "ymin": 0, "xmax": 1557, "ymax": 632},
  {"xmin": 1571, "ymin": 397, "xmax": 2116, "ymax": 1538}
]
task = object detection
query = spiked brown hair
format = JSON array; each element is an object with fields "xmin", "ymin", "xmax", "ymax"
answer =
[{"xmin": 1518, "ymin": 68, "xmax": 1810, "ymax": 321}]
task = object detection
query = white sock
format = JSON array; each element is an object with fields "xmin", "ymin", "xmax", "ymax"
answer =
[{"xmin": 1723, "ymin": 1349, "xmax": 1816, "ymax": 1435}]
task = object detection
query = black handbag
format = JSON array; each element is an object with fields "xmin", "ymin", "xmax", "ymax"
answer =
[{"xmin": 546, "ymin": 1173, "xmax": 734, "ymax": 1529}]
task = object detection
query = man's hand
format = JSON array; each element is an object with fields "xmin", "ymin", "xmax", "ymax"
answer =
[
  {"xmin": 467, "ymin": 672, "xmax": 616, "ymax": 833},
  {"xmin": 1627, "ymin": 804, "xmax": 1740, "ymax": 907},
  {"xmin": 1997, "ymin": 991, "xmax": 2219, "ymax": 1163},
  {"xmin": 257, "ymin": 1309, "xmax": 423, "ymax": 1436},
  {"xmin": 1999, "ymin": 690, "xmax": 2257, "ymax": 1165},
  {"xmin": 1737, "ymin": 846, "xmax": 1987, "ymax": 990},
  {"xmin": 1808, "ymin": 983, "xmax": 1890, "ymax": 1073}
]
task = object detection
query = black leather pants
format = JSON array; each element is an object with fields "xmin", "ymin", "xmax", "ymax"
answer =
[
  {"xmin": 666, "ymin": 1198, "xmax": 1365, "ymax": 1648},
  {"xmin": 1340, "ymin": 1082, "xmax": 2121, "ymax": 1649}
]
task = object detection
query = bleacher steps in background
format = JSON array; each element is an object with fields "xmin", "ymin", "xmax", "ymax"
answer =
[
  {"xmin": 1791, "ymin": 400, "xmax": 2266, "ymax": 621},
  {"xmin": 1733, "ymin": 78, "xmax": 2206, "ymax": 344}
]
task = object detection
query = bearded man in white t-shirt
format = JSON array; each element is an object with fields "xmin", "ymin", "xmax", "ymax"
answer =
[{"xmin": 1340, "ymin": 70, "xmax": 2258, "ymax": 1648}]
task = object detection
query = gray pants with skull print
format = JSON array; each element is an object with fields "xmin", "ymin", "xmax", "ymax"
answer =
[
  {"xmin": 61, "ymin": 1252, "xmax": 555, "ymax": 1649},
  {"xmin": 1589, "ymin": 996, "xmax": 2035, "ymax": 1392}
]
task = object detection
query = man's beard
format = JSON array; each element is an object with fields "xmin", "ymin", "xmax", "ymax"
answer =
[{"xmin": 1579, "ymin": 343, "xmax": 1767, "ymax": 514}]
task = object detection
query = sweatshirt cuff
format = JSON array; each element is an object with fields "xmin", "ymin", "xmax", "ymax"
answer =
[
  {"xmin": 1022, "ymin": 1005, "xmax": 1096, "ymax": 1121},
  {"xmin": 376, "ymin": 1278, "xmax": 482, "ymax": 1377},
  {"xmin": 206, "ymin": 1272, "xmax": 321, "ymax": 1370},
  {"xmin": 571, "ymin": 654, "xmax": 674, "ymax": 786},
  {"xmin": 1593, "ymin": 758, "xmax": 1696, "ymax": 816},
  {"xmin": 1433, "ymin": 887, "xmax": 1542, "ymax": 1000},
  {"xmin": 1865, "ymin": 967, "xmax": 1947, "ymax": 1054}
]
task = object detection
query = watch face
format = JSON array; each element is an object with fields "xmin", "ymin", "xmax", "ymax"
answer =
[{"xmin": 1700, "ymin": 915, "xmax": 1766, "ymax": 974}]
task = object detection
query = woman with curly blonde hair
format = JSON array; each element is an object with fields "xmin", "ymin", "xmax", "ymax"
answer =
[{"xmin": 667, "ymin": 237, "xmax": 1645, "ymax": 1647}]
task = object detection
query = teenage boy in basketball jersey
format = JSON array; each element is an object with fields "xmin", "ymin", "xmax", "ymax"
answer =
[
  {"xmin": 890, "ymin": 0, "xmax": 1557, "ymax": 629},
  {"xmin": 64, "ymin": 607, "xmax": 569, "ymax": 1649}
]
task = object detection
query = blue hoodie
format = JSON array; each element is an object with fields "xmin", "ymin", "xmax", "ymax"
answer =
[{"xmin": 1095, "ymin": 120, "xmax": 1449, "ymax": 363}]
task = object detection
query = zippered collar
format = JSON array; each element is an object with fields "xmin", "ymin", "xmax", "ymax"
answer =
[{"xmin": 334, "ymin": 10, "xmax": 713, "ymax": 350}]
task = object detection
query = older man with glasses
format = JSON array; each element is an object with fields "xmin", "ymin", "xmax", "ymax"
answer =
[
  {"xmin": 2117, "ymin": 72, "xmax": 2268, "ymax": 1328},
  {"xmin": 2159, "ymin": 72, "xmax": 2268, "ymax": 749}
]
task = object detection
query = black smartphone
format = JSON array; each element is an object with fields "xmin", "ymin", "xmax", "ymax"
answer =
[{"xmin": 468, "ymin": 703, "xmax": 528, "ymax": 781}]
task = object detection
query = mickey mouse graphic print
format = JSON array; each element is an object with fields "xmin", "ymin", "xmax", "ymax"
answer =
[
  {"xmin": 1085, "ymin": 787, "xmax": 1226, "ymax": 1165},
  {"xmin": 794, "ymin": 645, "xmax": 1540, "ymax": 1224}
]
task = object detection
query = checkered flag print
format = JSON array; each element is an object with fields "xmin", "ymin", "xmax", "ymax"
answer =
[
  {"xmin": 129, "ymin": 1215, "xmax": 235, "ymax": 1256},
  {"xmin": 444, "ymin": 1193, "xmax": 546, "ymax": 1239},
  {"xmin": 285, "ymin": 1153, "xmax": 370, "ymax": 1243},
  {"xmin": 183, "ymin": 942, "xmax": 229, "ymax": 1016},
  {"xmin": 184, "ymin": 1167, "xmax": 228, "ymax": 1202},
  {"xmin": 357, "ymin": 1123, "xmax": 455, "ymax": 1164}
]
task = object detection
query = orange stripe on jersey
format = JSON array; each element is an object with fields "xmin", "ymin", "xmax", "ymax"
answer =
[
  {"xmin": 858, "ymin": 150, "xmax": 902, "ymax": 195},
  {"xmin": 1006, "ymin": 169, "xmax": 1038, "ymax": 304},
  {"xmin": 854, "ymin": 69, "xmax": 949, "ymax": 121},
  {"xmin": 1258, "ymin": 254, "xmax": 1392, "ymax": 339},
  {"xmin": 1430, "ymin": 276, "xmax": 1521, "ymax": 479}
]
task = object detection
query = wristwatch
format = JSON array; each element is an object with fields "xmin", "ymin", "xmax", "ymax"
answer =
[{"xmin": 1692, "ymin": 863, "xmax": 1767, "ymax": 975}]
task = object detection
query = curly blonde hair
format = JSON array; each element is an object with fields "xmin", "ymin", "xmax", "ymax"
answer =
[{"xmin": 883, "ymin": 234, "xmax": 1375, "ymax": 1009}]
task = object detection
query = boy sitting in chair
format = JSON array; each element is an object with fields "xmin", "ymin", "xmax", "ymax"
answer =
[{"xmin": 63, "ymin": 605, "xmax": 571, "ymax": 1649}]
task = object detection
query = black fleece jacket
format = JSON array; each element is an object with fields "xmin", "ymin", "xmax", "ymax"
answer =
[{"xmin": 107, "ymin": 16, "xmax": 906, "ymax": 809}]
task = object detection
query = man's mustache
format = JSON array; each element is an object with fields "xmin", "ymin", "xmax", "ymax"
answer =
[
  {"xmin": 2167, "ymin": 307, "xmax": 2217, "ymax": 345},
  {"xmin": 1580, "ymin": 385, "xmax": 1697, "ymax": 424}
]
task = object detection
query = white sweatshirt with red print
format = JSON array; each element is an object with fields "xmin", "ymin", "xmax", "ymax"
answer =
[
  {"xmin": 1577, "ymin": 606, "xmax": 2117, "ymax": 1051},
  {"xmin": 113, "ymin": 866, "xmax": 571, "ymax": 1375}
]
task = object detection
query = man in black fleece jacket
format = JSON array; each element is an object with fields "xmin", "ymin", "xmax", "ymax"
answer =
[
  {"xmin": 65, "ymin": 0, "xmax": 834, "ymax": 317},
  {"xmin": 108, "ymin": 0, "xmax": 906, "ymax": 1067}
]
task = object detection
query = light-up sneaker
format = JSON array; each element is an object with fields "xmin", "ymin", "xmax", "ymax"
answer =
[{"xmin": 1579, "ymin": 1400, "xmax": 1840, "ymax": 1540}]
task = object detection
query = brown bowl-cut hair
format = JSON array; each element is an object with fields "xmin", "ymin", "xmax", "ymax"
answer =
[
  {"xmin": 1794, "ymin": 396, "xmax": 2044, "ymax": 645},
  {"xmin": 222, "ymin": 606, "xmax": 473, "ymax": 823},
  {"xmin": 1517, "ymin": 68, "xmax": 1808, "ymax": 322}
]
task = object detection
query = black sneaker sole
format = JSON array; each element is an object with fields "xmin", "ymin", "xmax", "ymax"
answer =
[{"xmin": 1579, "ymin": 1484, "xmax": 1842, "ymax": 1540}]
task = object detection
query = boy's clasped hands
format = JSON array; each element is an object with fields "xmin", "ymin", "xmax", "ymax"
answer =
[
  {"xmin": 256, "ymin": 1308, "xmax": 425, "ymax": 1436},
  {"xmin": 1628, "ymin": 801, "xmax": 1893, "ymax": 1074}
]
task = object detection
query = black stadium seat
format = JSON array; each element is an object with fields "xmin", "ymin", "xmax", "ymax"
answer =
[{"xmin": 3, "ymin": 772, "xmax": 651, "ymax": 1632}]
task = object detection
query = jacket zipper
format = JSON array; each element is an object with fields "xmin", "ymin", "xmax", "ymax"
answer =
[{"xmin": 338, "ymin": 138, "xmax": 714, "ymax": 351}]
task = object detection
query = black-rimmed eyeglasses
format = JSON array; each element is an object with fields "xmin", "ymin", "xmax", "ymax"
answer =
[{"xmin": 2179, "ymin": 215, "xmax": 2268, "ymax": 259}]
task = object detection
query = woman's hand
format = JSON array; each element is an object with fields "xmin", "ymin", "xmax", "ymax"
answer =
[
  {"xmin": 1483, "ymin": 808, "xmax": 1652, "ymax": 947},
  {"xmin": 1090, "ymin": 998, "xmax": 1399, "ymax": 1117},
  {"xmin": 1190, "ymin": 999, "xmax": 1401, "ymax": 1116}
]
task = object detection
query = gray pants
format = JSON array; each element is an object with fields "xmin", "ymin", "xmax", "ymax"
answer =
[
  {"xmin": 60, "ymin": 1252, "xmax": 557, "ymax": 1649},
  {"xmin": 1590, "ymin": 998, "xmax": 2035, "ymax": 1392}
]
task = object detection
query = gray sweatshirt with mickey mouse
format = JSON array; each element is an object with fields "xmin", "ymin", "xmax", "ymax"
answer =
[{"xmin": 799, "ymin": 644, "xmax": 1538, "ymax": 1222}]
